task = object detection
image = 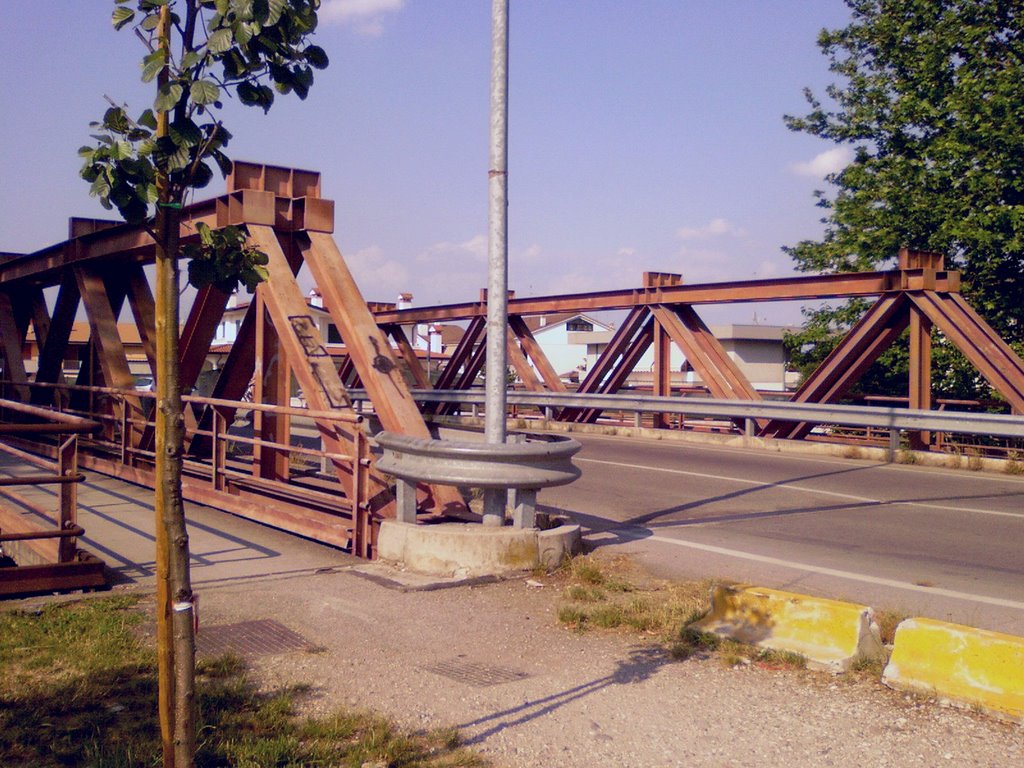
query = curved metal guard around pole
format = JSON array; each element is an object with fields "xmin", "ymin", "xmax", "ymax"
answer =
[{"xmin": 374, "ymin": 431, "xmax": 580, "ymax": 529}]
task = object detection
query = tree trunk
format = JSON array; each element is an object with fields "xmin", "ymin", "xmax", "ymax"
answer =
[{"xmin": 155, "ymin": 6, "xmax": 197, "ymax": 767}]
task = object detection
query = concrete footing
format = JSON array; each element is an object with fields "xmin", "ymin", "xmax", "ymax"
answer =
[{"xmin": 377, "ymin": 520, "xmax": 582, "ymax": 578}]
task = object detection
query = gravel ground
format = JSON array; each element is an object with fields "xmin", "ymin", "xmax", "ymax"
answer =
[{"xmin": 195, "ymin": 563, "xmax": 1024, "ymax": 768}]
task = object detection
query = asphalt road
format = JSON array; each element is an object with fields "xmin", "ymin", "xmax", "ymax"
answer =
[{"xmin": 539, "ymin": 433, "xmax": 1024, "ymax": 635}]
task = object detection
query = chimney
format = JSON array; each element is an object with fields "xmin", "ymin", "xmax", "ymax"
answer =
[
  {"xmin": 308, "ymin": 288, "xmax": 323, "ymax": 308},
  {"xmin": 397, "ymin": 292, "xmax": 413, "ymax": 310}
]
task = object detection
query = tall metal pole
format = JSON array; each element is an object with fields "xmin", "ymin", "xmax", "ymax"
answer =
[{"xmin": 483, "ymin": 0, "xmax": 510, "ymax": 526}]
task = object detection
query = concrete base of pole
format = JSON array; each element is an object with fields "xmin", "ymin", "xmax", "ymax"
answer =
[{"xmin": 377, "ymin": 520, "xmax": 581, "ymax": 578}]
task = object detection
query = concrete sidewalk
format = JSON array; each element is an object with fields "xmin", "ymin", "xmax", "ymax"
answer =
[{"xmin": 4, "ymin": 463, "xmax": 1024, "ymax": 767}]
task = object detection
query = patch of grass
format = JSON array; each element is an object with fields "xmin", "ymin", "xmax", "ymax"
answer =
[
  {"xmin": 754, "ymin": 648, "xmax": 807, "ymax": 670},
  {"xmin": 563, "ymin": 584, "xmax": 606, "ymax": 602},
  {"xmin": 873, "ymin": 609, "xmax": 907, "ymax": 646},
  {"xmin": 897, "ymin": 448, "xmax": 919, "ymax": 465},
  {"xmin": 556, "ymin": 554, "xmax": 713, "ymax": 643},
  {"xmin": 0, "ymin": 596, "xmax": 486, "ymax": 768}
]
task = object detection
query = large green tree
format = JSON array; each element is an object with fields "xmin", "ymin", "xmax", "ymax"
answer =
[
  {"xmin": 78, "ymin": 2, "xmax": 326, "ymax": 765},
  {"xmin": 785, "ymin": 0, "xmax": 1024, "ymax": 400}
]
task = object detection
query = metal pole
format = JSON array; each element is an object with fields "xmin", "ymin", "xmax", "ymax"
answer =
[{"xmin": 483, "ymin": 0, "xmax": 510, "ymax": 526}]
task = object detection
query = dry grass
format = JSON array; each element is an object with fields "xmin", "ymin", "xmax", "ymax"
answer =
[{"xmin": 555, "ymin": 554, "xmax": 714, "ymax": 644}]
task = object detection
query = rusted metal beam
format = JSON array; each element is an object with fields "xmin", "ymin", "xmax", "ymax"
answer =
[
  {"xmin": 652, "ymin": 319, "xmax": 672, "ymax": 428},
  {"xmin": 384, "ymin": 324, "xmax": 431, "ymax": 390},
  {"xmin": 372, "ymin": 269, "xmax": 961, "ymax": 325},
  {"xmin": 650, "ymin": 305, "xmax": 762, "ymax": 433},
  {"xmin": 433, "ymin": 316, "xmax": 485, "ymax": 393},
  {"xmin": 32, "ymin": 274, "xmax": 80, "ymax": 404},
  {"xmin": 559, "ymin": 307, "xmax": 650, "ymax": 423},
  {"xmin": 506, "ymin": 326, "xmax": 544, "ymax": 392},
  {"xmin": 908, "ymin": 307, "xmax": 933, "ymax": 449},
  {"xmin": 179, "ymin": 285, "xmax": 231, "ymax": 392},
  {"xmin": 73, "ymin": 267, "xmax": 143, "ymax": 432},
  {"xmin": 910, "ymin": 292, "xmax": 1024, "ymax": 413},
  {"xmin": 0, "ymin": 291, "xmax": 30, "ymax": 400},
  {"xmin": 508, "ymin": 315, "xmax": 566, "ymax": 393},
  {"xmin": 760, "ymin": 294, "xmax": 910, "ymax": 440},
  {"xmin": 574, "ymin": 320, "xmax": 657, "ymax": 424},
  {"xmin": 0, "ymin": 190, "xmax": 277, "ymax": 288},
  {"xmin": 124, "ymin": 265, "xmax": 159, "ymax": 378}
]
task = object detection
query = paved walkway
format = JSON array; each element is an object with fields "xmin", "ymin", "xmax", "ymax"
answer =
[{"xmin": 3, "ymin": 460, "xmax": 1023, "ymax": 767}]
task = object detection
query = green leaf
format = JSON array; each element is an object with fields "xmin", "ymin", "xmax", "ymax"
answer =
[
  {"xmin": 209, "ymin": 149, "xmax": 234, "ymax": 177},
  {"xmin": 138, "ymin": 109, "xmax": 158, "ymax": 130},
  {"xmin": 154, "ymin": 81, "xmax": 184, "ymax": 112},
  {"xmin": 111, "ymin": 140, "xmax": 134, "ymax": 160},
  {"xmin": 180, "ymin": 51, "xmax": 202, "ymax": 70},
  {"xmin": 103, "ymin": 107, "xmax": 130, "ymax": 134},
  {"xmin": 190, "ymin": 79, "xmax": 220, "ymax": 106},
  {"xmin": 207, "ymin": 27, "xmax": 233, "ymax": 55},
  {"xmin": 265, "ymin": 0, "xmax": 286, "ymax": 26},
  {"xmin": 89, "ymin": 174, "xmax": 111, "ymax": 200},
  {"xmin": 141, "ymin": 51, "xmax": 166, "ymax": 83},
  {"xmin": 169, "ymin": 118, "xmax": 202, "ymax": 148},
  {"xmin": 140, "ymin": 12, "xmax": 161, "ymax": 31},
  {"xmin": 112, "ymin": 7, "xmax": 135, "ymax": 31},
  {"xmin": 303, "ymin": 45, "xmax": 329, "ymax": 70},
  {"xmin": 197, "ymin": 221, "xmax": 214, "ymax": 245}
]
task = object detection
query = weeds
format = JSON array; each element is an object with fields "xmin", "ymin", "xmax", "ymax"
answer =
[{"xmin": 0, "ymin": 596, "xmax": 486, "ymax": 768}]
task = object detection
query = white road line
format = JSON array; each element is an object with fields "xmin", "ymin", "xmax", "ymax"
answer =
[
  {"xmin": 576, "ymin": 431, "xmax": 1024, "ymax": 485},
  {"xmin": 577, "ymin": 456, "xmax": 1024, "ymax": 520},
  {"xmin": 603, "ymin": 528, "xmax": 1024, "ymax": 611}
]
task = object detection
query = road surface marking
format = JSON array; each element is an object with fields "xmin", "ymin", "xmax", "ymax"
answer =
[
  {"xmin": 601, "ymin": 527, "xmax": 1024, "ymax": 611},
  {"xmin": 578, "ymin": 457, "xmax": 1024, "ymax": 520}
]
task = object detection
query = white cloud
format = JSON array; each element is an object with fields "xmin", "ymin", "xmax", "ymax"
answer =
[
  {"xmin": 417, "ymin": 234, "xmax": 488, "ymax": 263},
  {"xmin": 320, "ymin": 0, "xmax": 405, "ymax": 35},
  {"xmin": 676, "ymin": 218, "xmax": 743, "ymax": 241},
  {"xmin": 342, "ymin": 245, "xmax": 411, "ymax": 301},
  {"xmin": 791, "ymin": 146, "xmax": 855, "ymax": 178}
]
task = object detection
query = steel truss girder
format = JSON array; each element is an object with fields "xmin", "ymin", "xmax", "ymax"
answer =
[
  {"xmin": 760, "ymin": 294, "xmax": 911, "ymax": 440},
  {"xmin": 508, "ymin": 315, "xmax": 566, "ymax": 393},
  {"xmin": 559, "ymin": 308, "xmax": 654, "ymax": 423}
]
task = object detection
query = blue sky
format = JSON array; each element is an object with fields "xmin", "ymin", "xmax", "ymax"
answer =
[{"xmin": 0, "ymin": 1, "xmax": 855, "ymax": 325}]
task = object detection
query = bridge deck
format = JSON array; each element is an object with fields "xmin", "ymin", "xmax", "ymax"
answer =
[{"xmin": 0, "ymin": 453, "xmax": 353, "ymax": 591}]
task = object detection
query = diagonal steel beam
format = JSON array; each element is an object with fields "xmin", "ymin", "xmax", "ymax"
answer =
[
  {"xmin": 273, "ymin": 228, "xmax": 467, "ymax": 518},
  {"xmin": 574, "ymin": 320, "xmax": 656, "ymax": 424},
  {"xmin": 384, "ymin": 324, "xmax": 431, "ymax": 390},
  {"xmin": 910, "ymin": 292, "xmax": 1024, "ymax": 413},
  {"xmin": 0, "ymin": 291, "xmax": 29, "ymax": 400},
  {"xmin": 508, "ymin": 315, "xmax": 566, "ymax": 393},
  {"xmin": 761, "ymin": 294, "xmax": 910, "ymax": 439},
  {"xmin": 32, "ymin": 274, "xmax": 80, "ymax": 403}
]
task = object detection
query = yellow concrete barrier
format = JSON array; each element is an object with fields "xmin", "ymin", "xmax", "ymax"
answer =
[
  {"xmin": 690, "ymin": 585, "xmax": 885, "ymax": 672},
  {"xmin": 883, "ymin": 618, "xmax": 1024, "ymax": 723}
]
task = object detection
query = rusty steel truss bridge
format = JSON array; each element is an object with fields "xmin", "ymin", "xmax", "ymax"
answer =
[{"xmin": 2, "ymin": 162, "xmax": 1023, "ymax": 566}]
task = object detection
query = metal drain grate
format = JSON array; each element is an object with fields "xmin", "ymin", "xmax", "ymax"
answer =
[
  {"xmin": 422, "ymin": 658, "xmax": 529, "ymax": 687},
  {"xmin": 197, "ymin": 619, "xmax": 313, "ymax": 658}
]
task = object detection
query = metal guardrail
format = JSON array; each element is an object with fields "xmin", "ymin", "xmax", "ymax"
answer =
[
  {"xmin": 352, "ymin": 389, "xmax": 1024, "ymax": 458},
  {"xmin": 374, "ymin": 431, "xmax": 581, "ymax": 528}
]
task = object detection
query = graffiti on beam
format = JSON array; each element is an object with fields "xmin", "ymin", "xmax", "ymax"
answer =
[
  {"xmin": 288, "ymin": 315, "xmax": 349, "ymax": 409},
  {"xmin": 370, "ymin": 336, "xmax": 406, "ymax": 399}
]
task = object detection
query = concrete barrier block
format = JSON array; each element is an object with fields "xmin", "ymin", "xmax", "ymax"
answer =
[
  {"xmin": 377, "ymin": 521, "xmax": 539, "ymax": 578},
  {"xmin": 690, "ymin": 585, "xmax": 885, "ymax": 672},
  {"xmin": 883, "ymin": 618, "xmax": 1024, "ymax": 723}
]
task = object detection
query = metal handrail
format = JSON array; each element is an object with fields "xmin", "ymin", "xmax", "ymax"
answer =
[{"xmin": 350, "ymin": 388, "xmax": 1024, "ymax": 442}]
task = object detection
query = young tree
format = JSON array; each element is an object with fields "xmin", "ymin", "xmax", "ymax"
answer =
[
  {"xmin": 785, "ymin": 0, "xmax": 1024, "ymax": 399},
  {"xmin": 78, "ymin": 2, "xmax": 327, "ymax": 764}
]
